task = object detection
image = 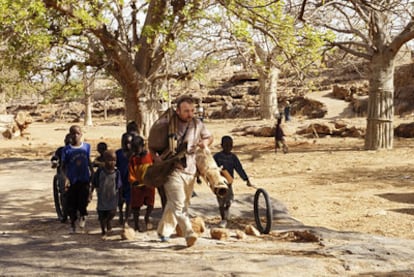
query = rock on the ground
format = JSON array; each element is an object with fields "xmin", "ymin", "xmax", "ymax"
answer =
[
  {"xmin": 395, "ymin": 122, "xmax": 414, "ymax": 138},
  {"xmin": 176, "ymin": 216, "xmax": 206, "ymax": 237},
  {"xmin": 235, "ymin": 230, "xmax": 247, "ymax": 240},
  {"xmin": 210, "ymin": 227, "xmax": 230, "ymax": 240},
  {"xmin": 245, "ymin": 225, "xmax": 261, "ymax": 236}
]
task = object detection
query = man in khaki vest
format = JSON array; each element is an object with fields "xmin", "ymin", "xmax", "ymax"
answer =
[{"xmin": 149, "ymin": 95, "xmax": 213, "ymax": 247}]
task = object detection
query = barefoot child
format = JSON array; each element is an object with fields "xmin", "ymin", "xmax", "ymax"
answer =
[
  {"xmin": 128, "ymin": 135, "xmax": 155, "ymax": 232},
  {"xmin": 213, "ymin": 136, "xmax": 253, "ymax": 228},
  {"xmin": 116, "ymin": 133, "xmax": 133, "ymax": 225},
  {"xmin": 91, "ymin": 150, "xmax": 122, "ymax": 236}
]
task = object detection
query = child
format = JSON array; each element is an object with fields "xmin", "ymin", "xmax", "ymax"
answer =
[
  {"xmin": 61, "ymin": 125, "xmax": 94, "ymax": 233},
  {"xmin": 51, "ymin": 133, "xmax": 72, "ymax": 174},
  {"xmin": 92, "ymin": 142, "xmax": 108, "ymax": 168},
  {"xmin": 126, "ymin": 121, "xmax": 139, "ymax": 136},
  {"xmin": 116, "ymin": 133, "xmax": 134, "ymax": 225},
  {"xmin": 116, "ymin": 121, "xmax": 138, "ymax": 224},
  {"xmin": 213, "ymin": 136, "xmax": 253, "ymax": 228},
  {"xmin": 51, "ymin": 133, "xmax": 72, "ymax": 223},
  {"xmin": 91, "ymin": 150, "xmax": 122, "ymax": 236},
  {"xmin": 128, "ymin": 135, "xmax": 155, "ymax": 232},
  {"xmin": 275, "ymin": 117, "xmax": 288, "ymax": 154}
]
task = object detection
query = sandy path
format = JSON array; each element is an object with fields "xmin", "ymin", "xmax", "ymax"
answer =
[{"xmin": 306, "ymin": 90, "xmax": 354, "ymax": 119}]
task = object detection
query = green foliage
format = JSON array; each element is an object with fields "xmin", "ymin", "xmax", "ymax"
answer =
[
  {"xmin": 221, "ymin": 0, "xmax": 331, "ymax": 76},
  {"xmin": 41, "ymin": 80, "xmax": 84, "ymax": 103},
  {"xmin": 0, "ymin": 1, "xmax": 54, "ymax": 100},
  {"xmin": 232, "ymin": 20, "xmax": 252, "ymax": 42},
  {"xmin": 0, "ymin": 0, "xmax": 51, "ymax": 76}
]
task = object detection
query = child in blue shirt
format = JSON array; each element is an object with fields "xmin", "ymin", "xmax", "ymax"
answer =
[
  {"xmin": 116, "ymin": 132, "xmax": 134, "ymax": 226},
  {"xmin": 61, "ymin": 125, "xmax": 93, "ymax": 233}
]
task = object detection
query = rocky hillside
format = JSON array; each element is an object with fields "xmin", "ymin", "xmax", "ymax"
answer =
[{"xmin": 3, "ymin": 60, "xmax": 414, "ymax": 139}]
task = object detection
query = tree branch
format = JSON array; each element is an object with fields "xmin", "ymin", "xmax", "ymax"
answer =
[
  {"xmin": 390, "ymin": 20, "xmax": 414, "ymax": 51},
  {"xmin": 331, "ymin": 41, "xmax": 372, "ymax": 59}
]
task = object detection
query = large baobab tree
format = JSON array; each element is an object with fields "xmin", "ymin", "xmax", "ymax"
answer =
[
  {"xmin": 23, "ymin": 0, "xmax": 208, "ymax": 136},
  {"xmin": 303, "ymin": 0, "xmax": 414, "ymax": 150}
]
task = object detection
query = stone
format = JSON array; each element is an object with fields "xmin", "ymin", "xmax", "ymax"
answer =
[
  {"xmin": 395, "ymin": 122, "xmax": 414, "ymax": 138},
  {"xmin": 210, "ymin": 228, "xmax": 230, "ymax": 240},
  {"xmin": 235, "ymin": 230, "xmax": 247, "ymax": 240},
  {"xmin": 121, "ymin": 226, "xmax": 135, "ymax": 241},
  {"xmin": 245, "ymin": 225, "xmax": 261, "ymax": 236},
  {"xmin": 176, "ymin": 216, "xmax": 206, "ymax": 237}
]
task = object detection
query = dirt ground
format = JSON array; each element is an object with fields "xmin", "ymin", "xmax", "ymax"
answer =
[
  {"xmin": 1, "ymin": 108, "xmax": 414, "ymax": 275},
  {"xmin": 2, "ymin": 115, "xmax": 414, "ymax": 239}
]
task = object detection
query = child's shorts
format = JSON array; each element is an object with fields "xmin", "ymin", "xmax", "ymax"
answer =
[{"xmin": 98, "ymin": 209, "xmax": 116, "ymax": 221}]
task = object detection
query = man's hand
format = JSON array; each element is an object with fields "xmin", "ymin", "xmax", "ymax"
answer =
[
  {"xmin": 197, "ymin": 140, "xmax": 208, "ymax": 149},
  {"xmin": 197, "ymin": 136, "xmax": 213, "ymax": 149}
]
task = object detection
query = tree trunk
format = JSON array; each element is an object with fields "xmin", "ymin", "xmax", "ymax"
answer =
[
  {"xmin": 103, "ymin": 96, "xmax": 108, "ymax": 120},
  {"xmin": 83, "ymin": 71, "xmax": 93, "ymax": 127},
  {"xmin": 0, "ymin": 88, "xmax": 6, "ymax": 114},
  {"xmin": 258, "ymin": 65, "xmax": 279, "ymax": 119},
  {"xmin": 364, "ymin": 53, "xmax": 395, "ymax": 150},
  {"xmin": 124, "ymin": 81, "xmax": 160, "ymax": 138}
]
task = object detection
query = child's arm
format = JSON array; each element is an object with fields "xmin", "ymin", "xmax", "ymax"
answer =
[
  {"xmin": 128, "ymin": 157, "xmax": 139, "ymax": 186},
  {"xmin": 116, "ymin": 170, "xmax": 123, "ymax": 190},
  {"xmin": 233, "ymin": 154, "xmax": 253, "ymax": 186},
  {"xmin": 86, "ymin": 144, "xmax": 95, "ymax": 180},
  {"xmin": 89, "ymin": 169, "xmax": 99, "ymax": 202},
  {"xmin": 88, "ymin": 158, "xmax": 95, "ymax": 178},
  {"xmin": 60, "ymin": 147, "xmax": 69, "ymax": 180}
]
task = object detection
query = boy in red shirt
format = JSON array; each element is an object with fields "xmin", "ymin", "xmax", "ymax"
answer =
[{"xmin": 128, "ymin": 135, "xmax": 155, "ymax": 232}]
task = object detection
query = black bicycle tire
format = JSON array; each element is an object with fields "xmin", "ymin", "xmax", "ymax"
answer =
[
  {"xmin": 53, "ymin": 175, "xmax": 64, "ymax": 220},
  {"xmin": 253, "ymin": 188, "xmax": 273, "ymax": 234}
]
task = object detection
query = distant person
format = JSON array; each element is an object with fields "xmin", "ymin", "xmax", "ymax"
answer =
[
  {"xmin": 128, "ymin": 135, "xmax": 155, "ymax": 232},
  {"xmin": 61, "ymin": 125, "xmax": 94, "ymax": 233},
  {"xmin": 213, "ymin": 136, "xmax": 253, "ymax": 228},
  {"xmin": 92, "ymin": 142, "xmax": 108, "ymax": 168},
  {"xmin": 91, "ymin": 150, "xmax": 122, "ymax": 236},
  {"xmin": 275, "ymin": 117, "xmax": 288, "ymax": 154},
  {"xmin": 284, "ymin": 101, "xmax": 291, "ymax": 122},
  {"xmin": 116, "ymin": 133, "xmax": 134, "ymax": 225}
]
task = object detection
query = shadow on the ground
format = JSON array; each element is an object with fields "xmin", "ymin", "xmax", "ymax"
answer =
[
  {"xmin": 389, "ymin": 208, "xmax": 414, "ymax": 216},
  {"xmin": 312, "ymin": 165, "xmax": 414, "ymax": 189},
  {"xmin": 0, "ymin": 157, "xmax": 31, "ymax": 163},
  {"xmin": 377, "ymin": 192, "xmax": 414, "ymax": 205}
]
